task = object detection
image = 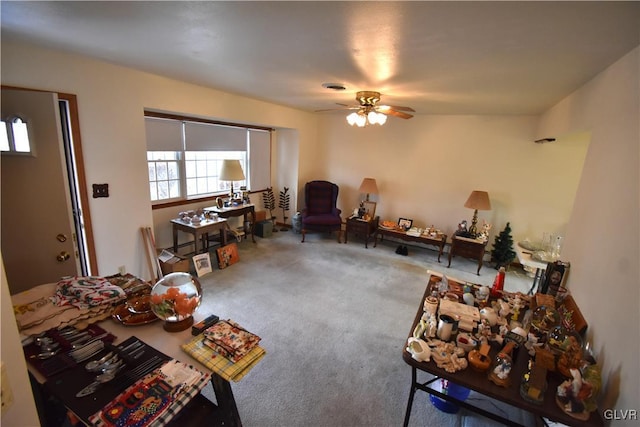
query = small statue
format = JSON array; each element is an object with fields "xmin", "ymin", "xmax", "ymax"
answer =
[
  {"xmin": 458, "ymin": 220, "xmax": 468, "ymax": 233},
  {"xmin": 556, "ymin": 366, "xmax": 601, "ymax": 419},
  {"xmin": 478, "ymin": 220, "xmax": 492, "ymax": 241}
]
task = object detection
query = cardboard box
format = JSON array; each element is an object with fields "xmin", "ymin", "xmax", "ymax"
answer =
[
  {"xmin": 158, "ymin": 250, "xmax": 190, "ymax": 275},
  {"xmin": 256, "ymin": 220, "xmax": 273, "ymax": 238}
]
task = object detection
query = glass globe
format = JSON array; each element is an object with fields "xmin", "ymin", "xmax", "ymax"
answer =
[
  {"xmin": 530, "ymin": 305, "xmax": 560, "ymax": 343},
  {"xmin": 150, "ymin": 272, "xmax": 202, "ymax": 332}
]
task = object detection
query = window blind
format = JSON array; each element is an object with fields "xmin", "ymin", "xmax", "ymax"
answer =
[
  {"xmin": 145, "ymin": 117, "xmax": 182, "ymax": 151},
  {"xmin": 184, "ymin": 121, "xmax": 246, "ymax": 151},
  {"xmin": 249, "ymin": 129, "xmax": 270, "ymax": 192}
]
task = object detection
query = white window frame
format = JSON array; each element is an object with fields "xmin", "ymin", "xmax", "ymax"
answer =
[{"xmin": 1, "ymin": 116, "xmax": 35, "ymax": 155}]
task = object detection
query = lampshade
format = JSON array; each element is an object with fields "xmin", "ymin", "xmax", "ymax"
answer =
[
  {"xmin": 346, "ymin": 109, "xmax": 387, "ymax": 127},
  {"xmin": 464, "ymin": 191, "xmax": 491, "ymax": 211},
  {"xmin": 358, "ymin": 178, "xmax": 379, "ymax": 201},
  {"xmin": 219, "ymin": 159, "xmax": 245, "ymax": 181}
]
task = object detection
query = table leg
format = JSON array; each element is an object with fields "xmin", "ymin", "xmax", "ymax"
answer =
[
  {"xmin": 211, "ymin": 373, "xmax": 242, "ymax": 427},
  {"xmin": 173, "ymin": 226, "xmax": 179, "ymax": 253},
  {"xmin": 528, "ymin": 268, "xmax": 543, "ymax": 295},
  {"xmin": 476, "ymin": 258, "xmax": 482, "ymax": 275},
  {"xmin": 437, "ymin": 240, "xmax": 444, "ymax": 263},
  {"xmin": 249, "ymin": 207, "xmax": 256, "ymax": 243},
  {"xmin": 402, "ymin": 367, "xmax": 418, "ymax": 427}
]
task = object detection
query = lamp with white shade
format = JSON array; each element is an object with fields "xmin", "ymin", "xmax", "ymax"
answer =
[{"xmin": 219, "ymin": 159, "xmax": 245, "ymax": 199}]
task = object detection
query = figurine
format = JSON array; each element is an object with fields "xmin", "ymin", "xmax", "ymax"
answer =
[
  {"xmin": 556, "ymin": 366, "xmax": 601, "ymax": 420},
  {"xmin": 478, "ymin": 220, "xmax": 492, "ymax": 241},
  {"xmin": 426, "ymin": 314, "xmax": 438, "ymax": 338},
  {"xmin": 476, "ymin": 319, "xmax": 493, "ymax": 344},
  {"xmin": 457, "ymin": 220, "xmax": 468, "ymax": 233}
]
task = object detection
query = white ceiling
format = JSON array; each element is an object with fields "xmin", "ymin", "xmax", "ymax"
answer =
[{"xmin": 1, "ymin": 1, "xmax": 638, "ymax": 116}]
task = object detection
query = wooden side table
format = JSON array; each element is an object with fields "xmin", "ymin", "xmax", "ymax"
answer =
[
  {"xmin": 447, "ymin": 235, "xmax": 487, "ymax": 275},
  {"xmin": 344, "ymin": 216, "xmax": 379, "ymax": 248}
]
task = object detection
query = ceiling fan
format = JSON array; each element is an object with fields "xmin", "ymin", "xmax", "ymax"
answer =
[{"xmin": 317, "ymin": 91, "xmax": 415, "ymax": 127}]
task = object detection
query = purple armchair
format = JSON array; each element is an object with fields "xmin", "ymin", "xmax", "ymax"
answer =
[{"xmin": 301, "ymin": 180, "xmax": 342, "ymax": 242}]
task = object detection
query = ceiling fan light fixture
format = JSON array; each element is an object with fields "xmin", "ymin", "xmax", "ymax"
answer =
[{"xmin": 346, "ymin": 112, "xmax": 359, "ymax": 125}]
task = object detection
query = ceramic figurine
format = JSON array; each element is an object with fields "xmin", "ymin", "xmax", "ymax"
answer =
[{"xmin": 556, "ymin": 365, "xmax": 601, "ymax": 420}]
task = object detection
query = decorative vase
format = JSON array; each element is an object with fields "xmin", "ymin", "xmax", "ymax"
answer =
[{"xmin": 150, "ymin": 272, "xmax": 202, "ymax": 332}]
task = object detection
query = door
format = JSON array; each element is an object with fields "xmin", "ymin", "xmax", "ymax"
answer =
[{"xmin": 1, "ymin": 89, "xmax": 79, "ymax": 294}]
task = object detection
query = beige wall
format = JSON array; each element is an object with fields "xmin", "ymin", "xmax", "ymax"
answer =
[
  {"xmin": 538, "ymin": 47, "xmax": 640, "ymax": 421},
  {"xmin": 0, "ymin": 256, "xmax": 41, "ymax": 426},
  {"xmin": 1, "ymin": 39, "xmax": 637, "ymax": 423},
  {"xmin": 317, "ymin": 114, "xmax": 588, "ymax": 243}
]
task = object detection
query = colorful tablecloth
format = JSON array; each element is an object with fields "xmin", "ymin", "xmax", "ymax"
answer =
[{"xmin": 89, "ymin": 360, "xmax": 210, "ymax": 427}]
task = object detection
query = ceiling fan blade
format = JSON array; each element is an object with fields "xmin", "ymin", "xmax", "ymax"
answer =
[
  {"xmin": 384, "ymin": 109, "xmax": 414, "ymax": 119},
  {"xmin": 378, "ymin": 104, "xmax": 416, "ymax": 113},
  {"xmin": 314, "ymin": 106, "xmax": 359, "ymax": 113}
]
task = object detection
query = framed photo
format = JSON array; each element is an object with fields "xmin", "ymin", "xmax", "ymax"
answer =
[
  {"xmin": 362, "ymin": 201, "xmax": 376, "ymax": 221},
  {"xmin": 398, "ymin": 218, "xmax": 413, "ymax": 230},
  {"xmin": 540, "ymin": 260, "xmax": 570, "ymax": 296},
  {"xmin": 192, "ymin": 253, "xmax": 212, "ymax": 277},
  {"xmin": 216, "ymin": 242, "xmax": 240, "ymax": 269}
]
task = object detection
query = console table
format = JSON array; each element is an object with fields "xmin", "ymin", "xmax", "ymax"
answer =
[
  {"xmin": 344, "ymin": 216, "xmax": 379, "ymax": 248},
  {"xmin": 374, "ymin": 227, "xmax": 447, "ymax": 262},
  {"xmin": 447, "ymin": 235, "xmax": 487, "ymax": 275},
  {"xmin": 205, "ymin": 203, "xmax": 257, "ymax": 243},
  {"xmin": 402, "ymin": 276, "xmax": 604, "ymax": 427}
]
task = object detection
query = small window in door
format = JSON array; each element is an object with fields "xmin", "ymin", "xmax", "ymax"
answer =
[{"xmin": 1, "ymin": 116, "xmax": 33, "ymax": 154}]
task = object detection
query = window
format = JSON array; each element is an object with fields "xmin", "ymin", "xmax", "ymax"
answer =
[
  {"xmin": 1, "ymin": 116, "xmax": 33, "ymax": 154},
  {"xmin": 145, "ymin": 113, "xmax": 271, "ymax": 203}
]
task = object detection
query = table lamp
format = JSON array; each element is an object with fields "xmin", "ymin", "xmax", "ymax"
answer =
[
  {"xmin": 464, "ymin": 190, "xmax": 491, "ymax": 237},
  {"xmin": 358, "ymin": 178, "xmax": 378, "ymax": 201},
  {"xmin": 220, "ymin": 159, "xmax": 245, "ymax": 199}
]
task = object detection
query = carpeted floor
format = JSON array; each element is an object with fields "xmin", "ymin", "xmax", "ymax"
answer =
[{"xmin": 195, "ymin": 229, "xmax": 537, "ymax": 427}]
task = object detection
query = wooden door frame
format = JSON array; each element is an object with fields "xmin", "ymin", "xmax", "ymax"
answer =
[{"xmin": 1, "ymin": 85, "xmax": 97, "ymax": 274}]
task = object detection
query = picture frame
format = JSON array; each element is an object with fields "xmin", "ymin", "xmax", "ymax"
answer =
[
  {"xmin": 398, "ymin": 218, "xmax": 413, "ymax": 230},
  {"xmin": 216, "ymin": 242, "xmax": 240, "ymax": 269},
  {"xmin": 362, "ymin": 201, "xmax": 377, "ymax": 221},
  {"xmin": 192, "ymin": 253, "xmax": 212, "ymax": 277},
  {"xmin": 540, "ymin": 260, "xmax": 570, "ymax": 296}
]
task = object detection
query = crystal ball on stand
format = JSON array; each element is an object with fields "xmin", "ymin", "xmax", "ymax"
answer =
[{"xmin": 150, "ymin": 272, "xmax": 202, "ymax": 332}]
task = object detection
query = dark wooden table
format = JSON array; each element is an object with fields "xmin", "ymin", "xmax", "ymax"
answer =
[
  {"xmin": 344, "ymin": 216, "xmax": 379, "ymax": 248},
  {"xmin": 374, "ymin": 227, "xmax": 447, "ymax": 262},
  {"xmin": 205, "ymin": 203, "xmax": 257, "ymax": 243},
  {"xmin": 402, "ymin": 277, "xmax": 604, "ymax": 427},
  {"xmin": 447, "ymin": 235, "xmax": 487, "ymax": 274}
]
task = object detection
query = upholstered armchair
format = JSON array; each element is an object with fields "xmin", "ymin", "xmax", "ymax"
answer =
[{"xmin": 301, "ymin": 180, "xmax": 342, "ymax": 243}]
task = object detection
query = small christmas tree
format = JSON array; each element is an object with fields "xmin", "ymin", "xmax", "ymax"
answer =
[{"xmin": 492, "ymin": 222, "xmax": 516, "ymax": 269}]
